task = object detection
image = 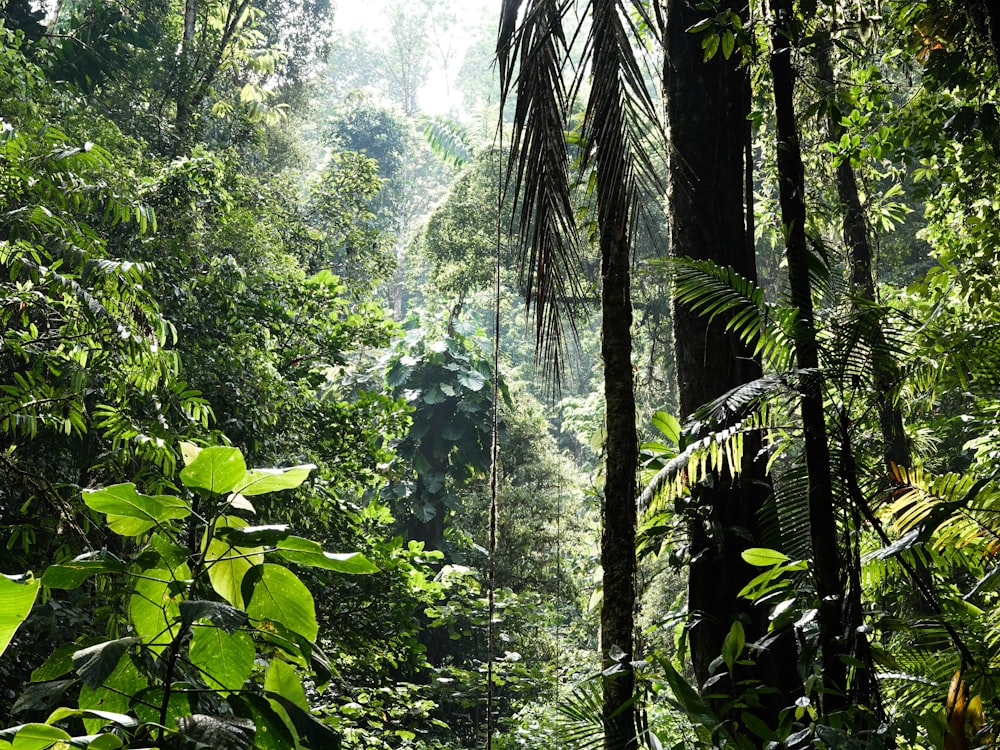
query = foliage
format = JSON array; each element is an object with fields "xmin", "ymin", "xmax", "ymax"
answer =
[{"xmin": 3, "ymin": 445, "xmax": 377, "ymax": 748}]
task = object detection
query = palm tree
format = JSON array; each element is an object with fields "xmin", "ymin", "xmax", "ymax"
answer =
[{"xmin": 498, "ymin": 1, "xmax": 660, "ymax": 746}]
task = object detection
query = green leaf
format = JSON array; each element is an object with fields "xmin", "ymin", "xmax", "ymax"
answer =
[
  {"xmin": 190, "ymin": 628, "xmax": 254, "ymax": 692},
  {"xmin": 650, "ymin": 412, "xmax": 681, "ymax": 444},
  {"xmin": 41, "ymin": 552, "xmax": 126, "ymax": 590},
  {"xmin": 275, "ymin": 537, "xmax": 379, "ymax": 574},
  {"xmin": 232, "ymin": 465, "xmax": 315, "ymax": 497},
  {"xmin": 31, "ymin": 642, "xmax": 79, "ymax": 681},
  {"xmin": 229, "ymin": 694, "xmax": 296, "ymax": 750},
  {"xmin": 180, "ymin": 446, "xmax": 247, "ymax": 495},
  {"xmin": 179, "ymin": 600, "xmax": 248, "ymax": 632},
  {"xmin": 0, "ymin": 723, "xmax": 71, "ymax": 749},
  {"xmin": 72, "ymin": 638, "xmax": 139, "ymax": 689},
  {"xmin": 44, "ymin": 707, "xmax": 137, "ymax": 728},
  {"xmin": 246, "ymin": 564, "xmax": 319, "ymax": 643},
  {"xmin": 457, "ymin": 369, "xmax": 486, "ymax": 391},
  {"xmin": 82, "ymin": 484, "xmax": 190, "ymax": 536},
  {"xmin": 205, "ymin": 517, "xmax": 264, "ymax": 608},
  {"xmin": 129, "ymin": 566, "xmax": 188, "ymax": 656},
  {"xmin": 721, "ymin": 621, "xmax": 745, "ymax": 672},
  {"xmin": 741, "ymin": 548, "xmax": 791, "ymax": 567},
  {"xmin": 264, "ymin": 660, "xmax": 308, "ymax": 710},
  {"xmin": 268, "ymin": 693, "xmax": 341, "ymax": 750},
  {"xmin": 80, "ymin": 733, "xmax": 124, "ymax": 749},
  {"xmin": 0, "ymin": 573, "xmax": 39, "ymax": 658}
]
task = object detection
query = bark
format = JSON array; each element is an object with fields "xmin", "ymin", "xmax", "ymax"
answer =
[
  {"xmin": 767, "ymin": 0, "xmax": 846, "ymax": 714},
  {"xmin": 593, "ymin": 1, "xmax": 638, "ymax": 745},
  {"xmin": 665, "ymin": 0, "xmax": 799, "ymax": 724}
]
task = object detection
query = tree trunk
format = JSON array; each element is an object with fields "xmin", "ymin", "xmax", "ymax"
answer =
[
  {"xmin": 593, "ymin": 1, "xmax": 638, "ymax": 746},
  {"xmin": 767, "ymin": 0, "xmax": 846, "ymax": 714},
  {"xmin": 665, "ymin": 0, "xmax": 799, "ymax": 724},
  {"xmin": 815, "ymin": 44, "xmax": 910, "ymax": 471}
]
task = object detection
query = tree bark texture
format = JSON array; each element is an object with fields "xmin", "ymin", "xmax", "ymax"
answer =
[
  {"xmin": 767, "ymin": 0, "xmax": 846, "ymax": 714},
  {"xmin": 664, "ymin": 0, "xmax": 800, "ymax": 723},
  {"xmin": 593, "ymin": 1, "xmax": 638, "ymax": 746}
]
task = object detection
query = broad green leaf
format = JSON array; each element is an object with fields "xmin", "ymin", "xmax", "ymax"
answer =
[
  {"xmin": 79, "ymin": 733, "xmax": 124, "ymax": 749},
  {"xmin": 0, "ymin": 573, "xmax": 39, "ymax": 658},
  {"xmin": 45, "ymin": 708, "xmax": 136, "ymax": 728},
  {"xmin": 128, "ymin": 566, "xmax": 188, "ymax": 657},
  {"xmin": 31, "ymin": 643, "xmax": 79, "ymax": 682},
  {"xmin": 267, "ymin": 693, "xmax": 341, "ymax": 750},
  {"xmin": 741, "ymin": 548, "xmax": 791, "ymax": 567},
  {"xmin": 721, "ymin": 621, "xmax": 745, "ymax": 672},
  {"xmin": 0, "ymin": 723, "xmax": 70, "ymax": 750},
  {"xmin": 229, "ymin": 694, "xmax": 297, "ymax": 750},
  {"xmin": 72, "ymin": 638, "xmax": 139, "ymax": 689},
  {"xmin": 232, "ymin": 465, "xmax": 315, "ymax": 497},
  {"xmin": 264, "ymin": 660, "xmax": 308, "ymax": 710},
  {"xmin": 179, "ymin": 600, "xmax": 247, "ymax": 632},
  {"xmin": 205, "ymin": 517, "xmax": 263, "ymax": 608},
  {"xmin": 180, "ymin": 441, "xmax": 201, "ymax": 466},
  {"xmin": 457, "ymin": 369, "xmax": 486, "ymax": 391},
  {"xmin": 82, "ymin": 485, "xmax": 190, "ymax": 536},
  {"xmin": 651, "ymin": 411, "xmax": 681, "ymax": 444},
  {"xmin": 131, "ymin": 684, "xmax": 192, "ymax": 726},
  {"xmin": 190, "ymin": 627, "xmax": 254, "ymax": 692},
  {"xmin": 275, "ymin": 537, "xmax": 379, "ymax": 574},
  {"xmin": 180, "ymin": 446, "xmax": 247, "ymax": 495},
  {"xmin": 42, "ymin": 552, "xmax": 126, "ymax": 590},
  {"xmin": 247, "ymin": 564, "xmax": 318, "ymax": 643}
]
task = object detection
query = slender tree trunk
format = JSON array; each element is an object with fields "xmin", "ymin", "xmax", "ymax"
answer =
[
  {"xmin": 665, "ymin": 0, "xmax": 799, "ymax": 724},
  {"xmin": 815, "ymin": 44, "xmax": 910, "ymax": 471},
  {"xmin": 767, "ymin": 0, "xmax": 846, "ymax": 714},
  {"xmin": 593, "ymin": 1, "xmax": 638, "ymax": 746},
  {"xmin": 175, "ymin": 0, "xmax": 198, "ymax": 149}
]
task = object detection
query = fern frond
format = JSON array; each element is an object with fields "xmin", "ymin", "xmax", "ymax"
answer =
[{"xmin": 660, "ymin": 257, "xmax": 798, "ymax": 370}]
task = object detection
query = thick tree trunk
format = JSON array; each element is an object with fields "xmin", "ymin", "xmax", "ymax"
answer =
[
  {"xmin": 665, "ymin": 0, "xmax": 799, "ymax": 724},
  {"xmin": 767, "ymin": 0, "xmax": 846, "ymax": 714},
  {"xmin": 593, "ymin": 1, "xmax": 638, "ymax": 746}
]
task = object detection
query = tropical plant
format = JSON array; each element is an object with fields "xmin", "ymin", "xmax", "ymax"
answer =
[{"xmin": 3, "ymin": 444, "xmax": 380, "ymax": 748}]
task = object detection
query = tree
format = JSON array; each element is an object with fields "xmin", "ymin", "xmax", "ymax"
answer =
[
  {"xmin": 498, "ymin": 1, "xmax": 661, "ymax": 746},
  {"xmin": 664, "ymin": 0, "xmax": 800, "ymax": 720}
]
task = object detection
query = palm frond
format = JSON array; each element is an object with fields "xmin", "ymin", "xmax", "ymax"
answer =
[{"xmin": 497, "ymin": 0, "xmax": 583, "ymax": 379}]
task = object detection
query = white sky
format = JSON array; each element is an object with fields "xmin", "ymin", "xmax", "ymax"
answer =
[{"xmin": 333, "ymin": 0, "xmax": 499, "ymax": 115}]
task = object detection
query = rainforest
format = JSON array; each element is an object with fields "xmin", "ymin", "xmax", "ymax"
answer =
[{"xmin": 1, "ymin": 0, "xmax": 999, "ymax": 748}]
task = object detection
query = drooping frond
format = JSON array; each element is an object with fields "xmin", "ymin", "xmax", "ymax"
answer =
[{"xmin": 497, "ymin": 0, "xmax": 583, "ymax": 379}]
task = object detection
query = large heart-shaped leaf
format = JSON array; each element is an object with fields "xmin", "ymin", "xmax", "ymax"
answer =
[
  {"xmin": 72, "ymin": 638, "xmax": 139, "ymax": 689},
  {"xmin": 246, "ymin": 564, "xmax": 318, "ymax": 643},
  {"xmin": 42, "ymin": 551, "xmax": 126, "ymax": 590},
  {"xmin": 205, "ymin": 517, "xmax": 263, "ymax": 608},
  {"xmin": 190, "ymin": 627, "xmax": 254, "ymax": 692},
  {"xmin": 180, "ymin": 447, "xmax": 247, "ymax": 495},
  {"xmin": 83, "ymin": 484, "xmax": 189, "ymax": 536}
]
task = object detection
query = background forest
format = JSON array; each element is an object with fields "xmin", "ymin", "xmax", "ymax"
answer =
[{"xmin": 1, "ymin": 0, "xmax": 999, "ymax": 748}]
